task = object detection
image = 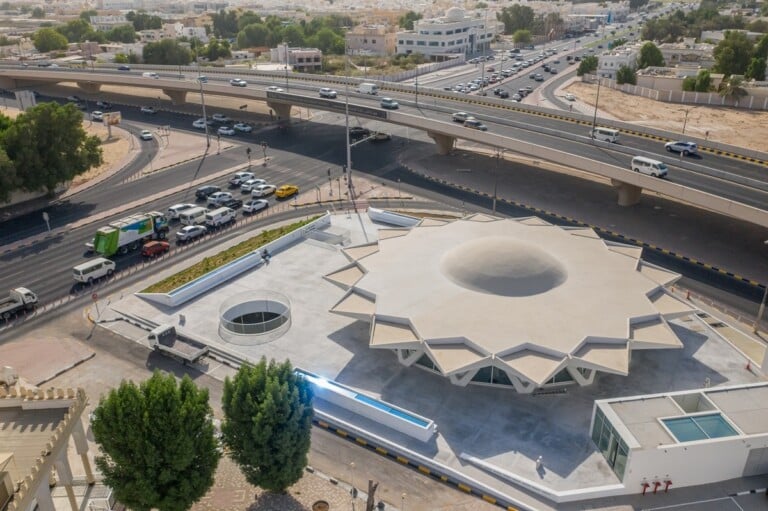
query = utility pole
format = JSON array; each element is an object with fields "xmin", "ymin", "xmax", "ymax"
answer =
[
  {"xmin": 590, "ymin": 75, "xmax": 602, "ymax": 142},
  {"xmin": 344, "ymin": 43, "xmax": 353, "ymax": 198}
]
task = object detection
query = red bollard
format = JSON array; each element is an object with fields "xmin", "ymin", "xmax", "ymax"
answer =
[
  {"xmin": 664, "ymin": 480, "xmax": 672, "ymax": 493},
  {"xmin": 653, "ymin": 481, "xmax": 661, "ymax": 494},
  {"xmin": 642, "ymin": 482, "xmax": 650, "ymax": 495}
]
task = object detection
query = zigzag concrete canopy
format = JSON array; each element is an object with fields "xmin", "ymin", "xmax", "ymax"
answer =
[{"xmin": 327, "ymin": 214, "xmax": 693, "ymax": 393}]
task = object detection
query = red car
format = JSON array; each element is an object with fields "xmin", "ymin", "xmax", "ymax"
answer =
[{"xmin": 141, "ymin": 241, "xmax": 170, "ymax": 257}]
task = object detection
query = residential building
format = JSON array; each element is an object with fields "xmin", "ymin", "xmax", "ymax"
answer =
[
  {"xmin": 138, "ymin": 29, "xmax": 166, "ymax": 43},
  {"xmin": 635, "ymin": 66, "xmax": 725, "ymax": 91},
  {"xmin": 191, "ymin": 2, "xmax": 229, "ymax": 14},
  {"xmin": 271, "ymin": 44, "xmax": 322, "ymax": 71},
  {"xmin": 700, "ymin": 29, "xmax": 766, "ymax": 43},
  {"xmin": 163, "ymin": 23, "xmax": 209, "ymax": 43},
  {"xmin": 658, "ymin": 38, "xmax": 716, "ymax": 69},
  {"xmin": 346, "ymin": 24, "xmax": 397, "ymax": 56},
  {"xmin": 89, "ymin": 15, "xmax": 129, "ymax": 32},
  {"xmin": 597, "ymin": 43, "xmax": 640, "ymax": 79},
  {"xmin": 98, "ymin": 0, "xmax": 136, "ymax": 9},
  {"xmin": 395, "ymin": 7, "xmax": 501, "ymax": 58}
]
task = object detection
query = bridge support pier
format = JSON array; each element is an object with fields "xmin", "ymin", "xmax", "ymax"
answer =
[
  {"xmin": 162, "ymin": 89, "xmax": 187, "ymax": 105},
  {"xmin": 76, "ymin": 82, "xmax": 101, "ymax": 94},
  {"xmin": 427, "ymin": 131, "xmax": 456, "ymax": 155},
  {"xmin": 611, "ymin": 179, "xmax": 642, "ymax": 206},
  {"xmin": 266, "ymin": 101, "xmax": 292, "ymax": 123}
]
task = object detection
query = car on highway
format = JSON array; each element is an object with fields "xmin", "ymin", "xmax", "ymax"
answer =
[
  {"xmin": 463, "ymin": 118, "xmax": 488, "ymax": 131},
  {"xmin": 140, "ymin": 130, "xmax": 153, "ymax": 141},
  {"xmin": 240, "ymin": 178, "xmax": 267, "ymax": 193},
  {"xmin": 167, "ymin": 203, "xmax": 196, "ymax": 219},
  {"xmin": 117, "ymin": 65, "xmax": 131, "ymax": 71},
  {"xmin": 665, "ymin": 141, "xmax": 698, "ymax": 156},
  {"xmin": 140, "ymin": 106, "xmax": 157, "ymax": 114},
  {"xmin": 176, "ymin": 225, "xmax": 207, "ymax": 243},
  {"xmin": 251, "ymin": 184, "xmax": 276, "ymax": 197},
  {"xmin": 192, "ymin": 118, "xmax": 209, "ymax": 129},
  {"xmin": 196, "ymin": 76, "xmax": 208, "ymax": 83},
  {"xmin": 221, "ymin": 198, "xmax": 243, "ymax": 210},
  {"xmin": 319, "ymin": 87, "xmax": 337, "ymax": 98},
  {"xmin": 67, "ymin": 95, "xmax": 81, "ymax": 102},
  {"xmin": 550, "ymin": 68, "xmax": 558, "ymax": 74},
  {"xmin": 565, "ymin": 93, "xmax": 576, "ymax": 101},
  {"xmin": 229, "ymin": 171, "xmax": 255, "ymax": 187},
  {"xmin": 243, "ymin": 199, "xmax": 269, "ymax": 214},
  {"xmin": 217, "ymin": 126, "xmax": 235, "ymax": 136},
  {"xmin": 141, "ymin": 241, "xmax": 169, "ymax": 258},
  {"xmin": 534, "ymin": 74, "xmax": 545, "ymax": 81},
  {"xmin": 452, "ymin": 112, "xmax": 472, "ymax": 123},
  {"xmin": 266, "ymin": 86, "xmax": 284, "ymax": 92},
  {"xmin": 207, "ymin": 191, "xmax": 233, "ymax": 207},
  {"xmin": 380, "ymin": 97, "xmax": 399, "ymax": 110},
  {"xmin": 95, "ymin": 101, "xmax": 112, "ymax": 109},
  {"xmin": 275, "ymin": 184, "xmax": 299, "ymax": 199},
  {"xmin": 229, "ymin": 78, "xmax": 247, "ymax": 87},
  {"xmin": 211, "ymin": 113, "xmax": 230, "ymax": 123},
  {"xmin": 233, "ymin": 122, "xmax": 252, "ymax": 133},
  {"xmin": 91, "ymin": 111, "xmax": 103, "ymax": 121},
  {"xmin": 349, "ymin": 126, "xmax": 371, "ymax": 139},
  {"xmin": 195, "ymin": 185, "xmax": 221, "ymax": 200},
  {"xmin": 370, "ymin": 132, "xmax": 391, "ymax": 142}
]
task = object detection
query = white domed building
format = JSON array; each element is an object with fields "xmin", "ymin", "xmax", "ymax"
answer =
[{"xmin": 326, "ymin": 214, "xmax": 693, "ymax": 393}]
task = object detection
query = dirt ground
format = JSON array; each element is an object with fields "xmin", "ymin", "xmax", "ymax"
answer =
[{"xmin": 565, "ymin": 81, "xmax": 768, "ymax": 152}]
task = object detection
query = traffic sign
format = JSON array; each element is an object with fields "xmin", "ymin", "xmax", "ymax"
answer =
[{"xmin": 91, "ymin": 292, "xmax": 98, "ymax": 301}]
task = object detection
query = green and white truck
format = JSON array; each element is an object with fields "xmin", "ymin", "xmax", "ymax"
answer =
[{"xmin": 92, "ymin": 211, "xmax": 169, "ymax": 257}]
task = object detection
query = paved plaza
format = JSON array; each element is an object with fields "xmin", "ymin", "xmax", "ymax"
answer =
[{"xmin": 98, "ymin": 210, "xmax": 765, "ymax": 508}]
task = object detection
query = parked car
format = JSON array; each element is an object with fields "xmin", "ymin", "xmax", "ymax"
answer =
[
  {"xmin": 251, "ymin": 184, "xmax": 276, "ymax": 197},
  {"xmin": 141, "ymin": 240, "xmax": 169, "ymax": 257},
  {"xmin": 275, "ymin": 184, "xmax": 299, "ymax": 199},
  {"xmin": 240, "ymin": 178, "xmax": 267, "ymax": 193},
  {"xmin": 221, "ymin": 198, "xmax": 243, "ymax": 209},
  {"xmin": 233, "ymin": 122, "xmax": 252, "ymax": 133},
  {"xmin": 140, "ymin": 106, "xmax": 157, "ymax": 114},
  {"xmin": 498, "ymin": 90, "xmax": 509, "ymax": 98},
  {"xmin": 140, "ymin": 130, "xmax": 153, "ymax": 141},
  {"xmin": 229, "ymin": 78, "xmax": 247, "ymax": 87},
  {"xmin": 665, "ymin": 141, "xmax": 698, "ymax": 156},
  {"xmin": 195, "ymin": 185, "xmax": 221, "ymax": 200},
  {"xmin": 217, "ymin": 126, "xmax": 235, "ymax": 136},
  {"xmin": 243, "ymin": 199, "xmax": 269, "ymax": 214},
  {"xmin": 565, "ymin": 93, "xmax": 576, "ymax": 101},
  {"xmin": 380, "ymin": 97, "xmax": 399, "ymax": 110},
  {"xmin": 207, "ymin": 191, "xmax": 233, "ymax": 207},
  {"xmin": 319, "ymin": 87, "xmax": 337, "ymax": 98},
  {"xmin": 176, "ymin": 225, "xmax": 207, "ymax": 243},
  {"xmin": 212, "ymin": 113, "xmax": 230, "ymax": 123}
]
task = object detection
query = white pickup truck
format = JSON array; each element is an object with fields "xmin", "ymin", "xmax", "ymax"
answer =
[{"xmin": 0, "ymin": 288, "xmax": 38, "ymax": 319}]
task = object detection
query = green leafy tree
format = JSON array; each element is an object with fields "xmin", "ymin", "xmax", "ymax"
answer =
[
  {"xmin": 695, "ymin": 69, "xmax": 712, "ymax": 91},
  {"xmin": 30, "ymin": 6, "xmax": 44, "ymax": 18},
  {"xmin": 577, "ymin": 55, "xmax": 598, "ymax": 76},
  {"xmin": 237, "ymin": 11, "xmax": 262, "ymax": 31},
  {"xmin": 143, "ymin": 39, "xmax": 192, "ymax": 65},
  {"xmin": 114, "ymin": 53, "xmax": 129, "ymax": 63},
  {"xmin": 745, "ymin": 56, "xmax": 766, "ymax": 80},
  {"xmin": 718, "ymin": 75, "xmax": 748, "ymax": 105},
  {"xmin": 84, "ymin": 29, "xmax": 106, "ymax": 44},
  {"xmin": 310, "ymin": 27, "xmax": 344, "ymax": 54},
  {"xmin": 513, "ymin": 29, "xmax": 532, "ymax": 44},
  {"xmin": 1, "ymin": 103, "xmax": 102, "ymax": 194},
  {"xmin": 203, "ymin": 38, "xmax": 231, "ymax": 61},
  {"xmin": 56, "ymin": 19, "xmax": 91, "ymax": 43},
  {"xmin": 237, "ymin": 23, "xmax": 270, "ymax": 48},
  {"xmin": 32, "ymin": 28, "xmax": 68, "ymax": 52},
  {"xmin": 712, "ymin": 30, "xmax": 754, "ymax": 77},
  {"xmin": 80, "ymin": 9, "xmax": 98, "ymax": 21},
  {"xmin": 629, "ymin": 0, "xmax": 650, "ymax": 9},
  {"xmin": 0, "ymin": 35, "xmax": 13, "ymax": 46},
  {"xmin": 616, "ymin": 65, "xmax": 637, "ymax": 84},
  {"xmin": 398, "ymin": 10, "xmax": 422, "ymax": 30},
  {"xmin": 106, "ymin": 24, "xmax": 136, "ymax": 43},
  {"xmin": 281, "ymin": 24, "xmax": 305, "ymax": 46},
  {"xmin": 91, "ymin": 372, "xmax": 220, "ymax": 511},
  {"xmin": 212, "ymin": 9, "xmax": 238, "ymax": 38},
  {"xmin": 0, "ymin": 148, "xmax": 17, "ymax": 203},
  {"xmin": 127, "ymin": 11, "xmax": 162, "ymax": 31},
  {"xmin": 222, "ymin": 358, "xmax": 314, "ymax": 494},
  {"xmin": 637, "ymin": 42, "xmax": 665, "ymax": 69},
  {"xmin": 497, "ymin": 5, "xmax": 535, "ymax": 35},
  {"xmin": 682, "ymin": 75, "xmax": 697, "ymax": 91},
  {"xmin": 754, "ymin": 34, "xmax": 768, "ymax": 59}
]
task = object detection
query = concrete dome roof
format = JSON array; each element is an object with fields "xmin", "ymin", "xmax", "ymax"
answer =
[{"xmin": 445, "ymin": 7, "xmax": 465, "ymax": 20}]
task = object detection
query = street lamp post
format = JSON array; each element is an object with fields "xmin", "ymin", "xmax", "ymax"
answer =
[
  {"xmin": 344, "ymin": 44, "xmax": 353, "ymax": 199},
  {"xmin": 397, "ymin": 178, "xmax": 401, "ymax": 198},
  {"xmin": 753, "ymin": 240, "xmax": 768, "ymax": 333},
  {"xmin": 682, "ymin": 108, "xmax": 690, "ymax": 135},
  {"xmin": 590, "ymin": 75, "xmax": 602, "ymax": 141}
]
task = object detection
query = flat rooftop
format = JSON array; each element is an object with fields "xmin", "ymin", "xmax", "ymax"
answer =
[{"xmin": 107, "ymin": 211, "xmax": 765, "ymax": 498}]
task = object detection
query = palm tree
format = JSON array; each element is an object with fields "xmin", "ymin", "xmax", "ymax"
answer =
[{"xmin": 718, "ymin": 75, "xmax": 748, "ymax": 107}]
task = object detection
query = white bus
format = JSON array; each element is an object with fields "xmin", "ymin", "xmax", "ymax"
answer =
[{"xmin": 590, "ymin": 127, "xmax": 619, "ymax": 143}]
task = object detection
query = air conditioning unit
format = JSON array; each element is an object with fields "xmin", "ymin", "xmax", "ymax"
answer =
[{"xmin": 0, "ymin": 366, "xmax": 18, "ymax": 386}]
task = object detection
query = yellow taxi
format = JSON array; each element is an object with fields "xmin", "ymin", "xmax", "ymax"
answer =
[{"xmin": 275, "ymin": 184, "xmax": 299, "ymax": 199}]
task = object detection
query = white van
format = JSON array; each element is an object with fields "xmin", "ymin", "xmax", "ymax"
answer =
[
  {"xmin": 631, "ymin": 156, "xmax": 668, "ymax": 178},
  {"xmin": 590, "ymin": 127, "xmax": 619, "ymax": 143},
  {"xmin": 142, "ymin": 72, "xmax": 160, "ymax": 79},
  {"xmin": 357, "ymin": 82, "xmax": 379, "ymax": 95},
  {"xmin": 205, "ymin": 207, "xmax": 236, "ymax": 228},
  {"xmin": 179, "ymin": 206, "xmax": 208, "ymax": 226},
  {"xmin": 73, "ymin": 258, "xmax": 115, "ymax": 283},
  {"xmin": 167, "ymin": 203, "xmax": 195, "ymax": 220}
]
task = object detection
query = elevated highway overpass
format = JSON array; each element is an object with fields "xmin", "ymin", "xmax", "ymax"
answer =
[{"xmin": 2, "ymin": 65, "xmax": 767, "ymax": 228}]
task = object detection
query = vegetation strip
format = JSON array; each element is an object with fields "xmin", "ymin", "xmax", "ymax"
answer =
[{"xmin": 141, "ymin": 216, "xmax": 319, "ymax": 293}]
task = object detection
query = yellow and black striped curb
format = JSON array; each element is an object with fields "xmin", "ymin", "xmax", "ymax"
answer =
[
  {"xmin": 313, "ymin": 418, "xmax": 526, "ymax": 511},
  {"xmin": 404, "ymin": 165, "xmax": 767, "ymax": 292}
]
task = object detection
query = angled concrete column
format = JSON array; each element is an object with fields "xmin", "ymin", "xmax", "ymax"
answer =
[
  {"xmin": 426, "ymin": 131, "xmax": 455, "ymax": 155},
  {"xmin": 162, "ymin": 89, "xmax": 187, "ymax": 105},
  {"xmin": 76, "ymin": 82, "xmax": 101, "ymax": 94},
  {"xmin": 611, "ymin": 179, "xmax": 642, "ymax": 206},
  {"xmin": 266, "ymin": 101, "xmax": 292, "ymax": 123},
  {"xmin": 34, "ymin": 481, "xmax": 56, "ymax": 511},
  {"xmin": 72, "ymin": 418, "xmax": 95, "ymax": 484},
  {"xmin": 397, "ymin": 348, "xmax": 422, "ymax": 367},
  {"xmin": 54, "ymin": 457, "xmax": 79, "ymax": 511},
  {"xmin": 568, "ymin": 366, "xmax": 596, "ymax": 386}
]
